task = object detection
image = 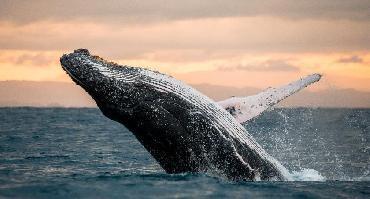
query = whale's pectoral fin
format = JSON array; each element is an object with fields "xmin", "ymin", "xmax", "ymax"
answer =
[{"xmin": 218, "ymin": 74, "xmax": 322, "ymax": 124}]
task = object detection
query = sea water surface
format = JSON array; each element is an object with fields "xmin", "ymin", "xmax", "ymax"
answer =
[{"xmin": 0, "ymin": 108, "xmax": 369, "ymax": 198}]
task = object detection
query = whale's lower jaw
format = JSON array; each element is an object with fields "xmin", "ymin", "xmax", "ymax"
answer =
[{"xmin": 60, "ymin": 49, "xmax": 288, "ymax": 181}]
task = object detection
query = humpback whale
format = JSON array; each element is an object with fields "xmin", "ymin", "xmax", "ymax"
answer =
[{"xmin": 60, "ymin": 49, "xmax": 321, "ymax": 181}]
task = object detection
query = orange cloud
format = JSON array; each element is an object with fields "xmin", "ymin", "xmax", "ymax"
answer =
[
  {"xmin": 0, "ymin": 16, "xmax": 369, "ymax": 91},
  {"xmin": 1, "ymin": 49, "xmax": 369, "ymax": 91}
]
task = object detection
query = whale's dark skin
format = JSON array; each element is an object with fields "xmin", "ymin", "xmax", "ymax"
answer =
[{"xmin": 60, "ymin": 49, "xmax": 289, "ymax": 181}]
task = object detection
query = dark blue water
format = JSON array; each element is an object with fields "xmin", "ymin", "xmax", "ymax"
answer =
[{"xmin": 0, "ymin": 108, "xmax": 369, "ymax": 198}]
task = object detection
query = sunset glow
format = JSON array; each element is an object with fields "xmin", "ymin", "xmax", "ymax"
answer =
[{"xmin": 0, "ymin": 1, "xmax": 369, "ymax": 91}]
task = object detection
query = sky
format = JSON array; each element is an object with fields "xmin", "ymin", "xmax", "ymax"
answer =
[{"xmin": 0, "ymin": 0, "xmax": 369, "ymax": 91}]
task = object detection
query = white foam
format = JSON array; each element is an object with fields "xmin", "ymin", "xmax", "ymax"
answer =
[{"xmin": 289, "ymin": 168, "xmax": 326, "ymax": 181}]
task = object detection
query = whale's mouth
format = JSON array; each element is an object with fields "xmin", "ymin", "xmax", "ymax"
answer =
[{"xmin": 61, "ymin": 64, "xmax": 87, "ymax": 88}]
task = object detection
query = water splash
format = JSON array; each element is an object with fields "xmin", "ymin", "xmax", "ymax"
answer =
[{"xmin": 289, "ymin": 168, "xmax": 326, "ymax": 181}]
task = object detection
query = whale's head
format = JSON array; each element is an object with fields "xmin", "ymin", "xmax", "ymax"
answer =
[
  {"xmin": 60, "ymin": 49, "xmax": 99, "ymax": 89},
  {"xmin": 60, "ymin": 49, "xmax": 147, "ymax": 115}
]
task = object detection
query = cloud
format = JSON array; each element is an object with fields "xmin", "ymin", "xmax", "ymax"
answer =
[
  {"xmin": 0, "ymin": 0, "xmax": 369, "ymax": 24},
  {"xmin": 0, "ymin": 51, "xmax": 57, "ymax": 67},
  {"xmin": 0, "ymin": 17, "xmax": 369, "ymax": 56},
  {"xmin": 218, "ymin": 59, "xmax": 300, "ymax": 72},
  {"xmin": 336, "ymin": 55, "xmax": 363, "ymax": 63},
  {"xmin": 14, "ymin": 53, "xmax": 55, "ymax": 66}
]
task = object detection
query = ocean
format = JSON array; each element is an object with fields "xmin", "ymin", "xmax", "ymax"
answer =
[{"xmin": 0, "ymin": 108, "xmax": 369, "ymax": 198}]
